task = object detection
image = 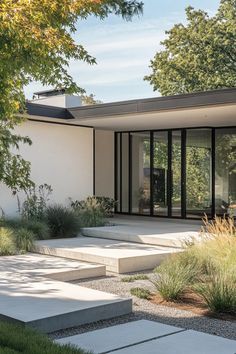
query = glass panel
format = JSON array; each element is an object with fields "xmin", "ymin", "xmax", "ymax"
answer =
[
  {"xmin": 116, "ymin": 133, "xmax": 120, "ymax": 212},
  {"xmin": 215, "ymin": 128, "xmax": 236, "ymax": 216},
  {"xmin": 121, "ymin": 133, "xmax": 129, "ymax": 212},
  {"xmin": 131, "ymin": 132, "xmax": 150, "ymax": 215},
  {"xmin": 171, "ymin": 131, "xmax": 182, "ymax": 217},
  {"xmin": 153, "ymin": 131, "xmax": 168, "ymax": 216},
  {"xmin": 186, "ymin": 129, "xmax": 212, "ymax": 218}
]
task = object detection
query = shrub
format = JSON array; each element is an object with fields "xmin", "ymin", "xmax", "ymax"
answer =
[
  {"xmin": 71, "ymin": 196, "xmax": 116, "ymax": 219},
  {"xmin": 15, "ymin": 228, "xmax": 35, "ymax": 252},
  {"xmin": 130, "ymin": 287, "xmax": 151, "ymax": 299},
  {"xmin": 194, "ymin": 270, "xmax": 236, "ymax": 314},
  {"xmin": 0, "ymin": 321, "xmax": 89, "ymax": 354},
  {"xmin": 0, "ymin": 228, "xmax": 17, "ymax": 255},
  {"xmin": 71, "ymin": 197, "xmax": 106, "ymax": 227},
  {"xmin": 153, "ymin": 253, "xmax": 200, "ymax": 301},
  {"xmin": 46, "ymin": 205, "xmax": 80, "ymax": 238},
  {"xmin": 20, "ymin": 184, "xmax": 52, "ymax": 220},
  {"xmin": 1, "ymin": 218, "xmax": 50, "ymax": 240},
  {"xmin": 121, "ymin": 274, "xmax": 149, "ymax": 282}
]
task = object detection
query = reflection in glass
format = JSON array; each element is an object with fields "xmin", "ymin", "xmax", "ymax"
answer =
[
  {"xmin": 131, "ymin": 132, "xmax": 150, "ymax": 214},
  {"xmin": 153, "ymin": 131, "xmax": 168, "ymax": 216},
  {"xmin": 186, "ymin": 129, "xmax": 212, "ymax": 218},
  {"xmin": 171, "ymin": 131, "xmax": 182, "ymax": 217},
  {"xmin": 121, "ymin": 133, "xmax": 129, "ymax": 212},
  {"xmin": 215, "ymin": 128, "xmax": 236, "ymax": 216}
]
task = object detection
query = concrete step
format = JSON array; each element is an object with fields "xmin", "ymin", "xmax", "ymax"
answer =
[
  {"xmin": 0, "ymin": 271, "xmax": 132, "ymax": 333},
  {"xmin": 57, "ymin": 320, "xmax": 236, "ymax": 354},
  {"xmin": 34, "ymin": 237, "xmax": 180, "ymax": 274},
  {"xmin": 0, "ymin": 253, "xmax": 105, "ymax": 281},
  {"xmin": 82, "ymin": 224, "xmax": 199, "ymax": 248}
]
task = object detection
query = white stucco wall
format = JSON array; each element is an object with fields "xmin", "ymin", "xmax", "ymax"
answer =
[
  {"xmin": 0, "ymin": 120, "xmax": 93, "ymax": 216},
  {"xmin": 95, "ymin": 130, "xmax": 114, "ymax": 199}
]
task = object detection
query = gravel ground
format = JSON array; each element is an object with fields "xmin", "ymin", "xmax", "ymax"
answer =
[{"xmin": 50, "ymin": 272, "xmax": 236, "ymax": 341}]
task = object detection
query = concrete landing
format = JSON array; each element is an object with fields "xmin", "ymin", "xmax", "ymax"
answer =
[
  {"xmin": 0, "ymin": 253, "xmax": 105, "ymax": 281},
  {"xmin": 34, "ymin": 237, "xmax": 179, "ymax": 273},
  {"xmin": 57, "ymin": 320, "xmax": 236, "ymax": 354},
  {"xmin": 82, "ymin": 218, "xmax": 200, "ymax": 248}
]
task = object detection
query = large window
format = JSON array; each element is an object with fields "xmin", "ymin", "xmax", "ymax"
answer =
[
  {"xmin": 131, "ymin": 132, "xmax": 150, "ymax": 215},
  {"xmin": 215, "ymin": 128, "xmax": 236, "ymax": 216},
  {"xmin": 115, "ymin": 127, "xmax": 236, "ymax": 219},
  {"xmin": 186, "ymin": 129, "xmax": 212, "ymax": 218}
]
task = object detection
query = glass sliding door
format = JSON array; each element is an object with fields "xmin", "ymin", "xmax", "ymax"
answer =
[
  {"xmin": 131, "ymin": 132, "xmax": 150, "ymax": 215},
  {"xmin": 153, "ymin": 131, "xmax": 168, "ymax": 216},
  {"xmin": 215, "ymin": 128, "xmax": 236, "ymax": 216},
  {"xmin": 171, "ymin": 130, "xmax": 182, "ymax": 217},
  {"xmin": 115, "ymin": 133, "xmax": 121, "ymax": 212},
  {"xmin": 186, "ymin": 129, "xmax": 212, "ymax": 218},
  {"xmin": 121, "ymin": 133, "xmax": 129, "ymax": 212}
]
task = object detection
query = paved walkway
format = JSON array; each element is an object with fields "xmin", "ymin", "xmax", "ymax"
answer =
[{"xmin": 57, "ymin": 320, "xmax": 236, "ymax": 354}]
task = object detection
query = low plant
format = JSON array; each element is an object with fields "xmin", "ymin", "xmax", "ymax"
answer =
[
  {"xmin": 0, "ymin": 321, "xmax": 89, "ymax": 354},
  {"xmin": 194, "ymin": 269, "xmax": 236, "ymax": 314},
  {"xmin": 15, "ymin": 228, "xmax": 35, "ymax": 252},
  {"xmin": 46, "ymin": 205, "xmax": 80, "ymax": 238},
  {"xmin": 20, "ymin": 184, "xmax": 53, "ymax": 220},
  {"xmin": 130, "ymin": 287, "xmax": 151, "ymax": 299},
  {"xmin": 153, "ymin": 253, "xmax": 200, "ymax": 301},
  {"xmin": 71, "ymin": 197, "xmax": 106, "ymax": 227},
  {"xmin": 1, "ymin": 218, "xmax": 50, "ymax": 240},
  {"xmin": 0, "ymin": 227, "xmax": 17, "ymax": 255},
  {"xmin": 71, "ymin": 196, "xmax": 116, "ymax": 219},
  {"xmin": 121, "ymin": 274, "xmax": 149, "ymax": 282}
]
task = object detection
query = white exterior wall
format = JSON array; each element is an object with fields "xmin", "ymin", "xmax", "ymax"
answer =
[
  {"xmin": 95, "ymin": 130, "xmax": 114, "ymax": 199},
  {"xmin": 31, "ymin": 94, "xmax": 82, "ymax": 108},
  {"xmin": 0, "ymin": 121, "xmax": 93, "ymax": 216}
]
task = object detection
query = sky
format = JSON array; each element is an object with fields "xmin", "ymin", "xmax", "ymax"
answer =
[{"xmin": 25, "ymin": 0, "xmax": 220, "ymax": 103}]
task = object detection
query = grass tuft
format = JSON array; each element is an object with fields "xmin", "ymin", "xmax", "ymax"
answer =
[
  {"xmin": 121, "ymin": 274, "xmax": 149, "ymax": 282},
  {"xmin": 130, "ymin": 287, "xmax": 151, "ymax": 299}
]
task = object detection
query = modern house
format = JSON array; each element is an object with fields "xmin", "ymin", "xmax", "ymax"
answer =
[{"xmin": 1, "ymin": 88, "xmax": 236, "ymax": 219}]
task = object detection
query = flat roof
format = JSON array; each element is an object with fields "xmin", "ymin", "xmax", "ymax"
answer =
[{"xmin": 25, "ymin": 88, "xmax": 236, "ymax": 130}]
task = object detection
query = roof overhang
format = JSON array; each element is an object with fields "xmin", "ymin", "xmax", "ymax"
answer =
[{"xmin": 26, "ymin": 88, "xmax": 236, "ymax": 131}]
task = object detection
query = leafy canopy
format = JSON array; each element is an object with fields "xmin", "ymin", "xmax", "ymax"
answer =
[
  {"xmin": 0, "ymin": 0, "xmax": 143, "ymax": 192},
  {"xmin": 145, "ymin": 0, "xmax": 236, "ymax": 95}
]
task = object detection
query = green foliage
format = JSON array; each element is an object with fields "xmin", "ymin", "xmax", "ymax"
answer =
[
  {"xmin": 15, "ymin": 228, "xmax": 35, "ymax": 252},
  {"xmin": 121, "ymin": 274, "xmax": 149, "ymax": 282},
  {"xmin": 145, "ymin": 0, "xmax": 236, "ymax": 95},
  {"xmin": 20, "ymin": 184, "xmax": 52, "ymax": 220},
  {"xmin": 153, "ymin": 254, "xmax": 200, "ymax": 301},
  {"xmin": 130, "ymin": 287, "xmax": 151, "ymax": 299},
  {"xmin": 0, "ymin": 228, "xmax": 17, "ymax": 255},
  {"xmin": 194, "ymin": 270, "xmax": 236, "ymax": 314},
  {"xmin": 1, "ymin": 218, "xmax": 50, "ymax": 240},
  {"xmin": 71, "ymin": 197, "xmax": 106, "ymax": 227},
  {"xmin": 0, "ymin": 321, "xmax": 89, "ymax": 354},
  {"xmin": 0, "ymin": 0, "xmax": 142, "ymax": 192},
  {"xmin": 46, "ymin": 205, "xmax": 80, "ymax": 238}
]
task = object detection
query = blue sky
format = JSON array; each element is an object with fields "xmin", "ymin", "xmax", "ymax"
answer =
[{"xmin": 25, "ymin": 0, "xmax": 220, "ymax": 102}]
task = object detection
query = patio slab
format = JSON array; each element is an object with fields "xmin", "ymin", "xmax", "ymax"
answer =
[
  {"xmin": 34, "ymin": 237, "xmax": 179, "ymax": 273},
  {"xmin": 57, "ymin": 320, "xmax": 183, "ymax": 353},
  {"xmin": 113, "ymin": 329, "xmax": 236, "ymax": 354},
  {"xmin": 82, "ymin": 218, "xmax": 200, "ymax": 248},
  {"xmin": 0, "ymin": 270, "xmax": 132, "ymax": 333},
  {"xmin": 0, "ymin": 253, "xmax": 105, "ymax": 281}
]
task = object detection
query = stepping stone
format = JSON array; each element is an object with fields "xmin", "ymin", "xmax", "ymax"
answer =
[
  {"xmin": 0, "ymin": 271, "xmax": 132, "ymax": 333},
  {"xmin": 57, "ymin": 320, "xmax": 183, "ymax": 354},
  {"xmin": 34, "ymin": 237, "xmax": 179, "ymax": 273},
  {"xmin": 0, "ymin": 253, "xmax": 105, "ymax": 281},
  {"xmin": 113, "ymin": 329, "xmax": 236, "ymax": 354}
]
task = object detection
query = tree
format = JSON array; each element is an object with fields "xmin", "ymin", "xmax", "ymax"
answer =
[
  {"xmin": 81, "ymin": 93, "xmax": 103, "ymax": 105},
  {"xmin": 0, "ymin": 0, "xmax": 143, "ymax": 192},
  {"xmin": 145, "ymin": 0, "xmax": 236, "ymax": 96}
]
